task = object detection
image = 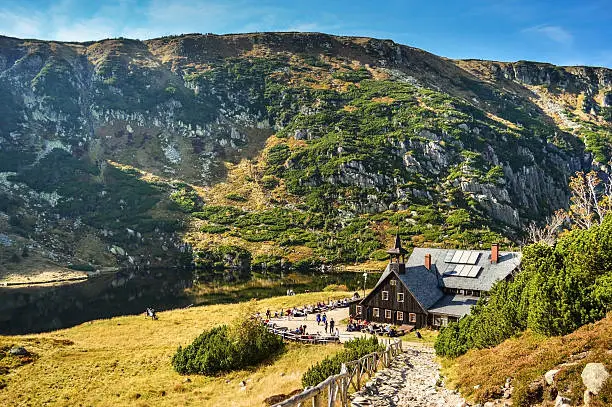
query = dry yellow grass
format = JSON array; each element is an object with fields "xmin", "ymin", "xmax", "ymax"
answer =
[
  {"xmin": 441, "ymin": 315, "xmax": 612, "ymax": 406},
  {"xmin": 0, "ymin": 292, "xmax": 351, "ymax": 407}
]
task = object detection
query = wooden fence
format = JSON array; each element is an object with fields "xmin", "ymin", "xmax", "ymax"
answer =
[{"xmin": 272, "ymin": 339, "xmax": 403, "ymax": 407}]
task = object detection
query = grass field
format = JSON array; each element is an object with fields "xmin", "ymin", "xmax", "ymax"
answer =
[{"xmin": 0, "ymin": 292, "xmax": 352, "ymax": 406}]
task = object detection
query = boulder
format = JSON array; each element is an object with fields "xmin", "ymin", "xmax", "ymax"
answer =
[
  {"xmin": 8, "ymin": 346, "xmax": 29, "ymax": 356},
  {"xmin": 554, "ymin": 395, "xmax": 571, "ymax": 407},
  {"xmin": 581, "ymin": 363, "xmax": 609, "ymax": 394},
  {"xmin": 545, "ymin": 369, "xmax": 560, "ymax": 385}
]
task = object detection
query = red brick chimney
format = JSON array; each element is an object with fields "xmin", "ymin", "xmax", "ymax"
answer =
[
  {"xmin": 491, "ymin": 243, "xmax": 499, "ymax": 264},
  {"xmin": 424, "ymin": 253, "xmax": 432, "ymax": 270}
]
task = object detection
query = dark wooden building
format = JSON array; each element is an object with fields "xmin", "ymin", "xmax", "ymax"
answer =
[{"xmin": 350, "ymin": 238, "xmax": 521, "ymax": 329}]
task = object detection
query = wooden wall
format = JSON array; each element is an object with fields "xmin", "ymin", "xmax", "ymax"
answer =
[{"xmin": 350, "ymin": 271, "xmax": 428, "ymax": 328}]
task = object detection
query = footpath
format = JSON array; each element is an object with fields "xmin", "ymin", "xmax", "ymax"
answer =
[{"xmin": 350, "ymin": 347, "xmax": 466, "ymax": 407}]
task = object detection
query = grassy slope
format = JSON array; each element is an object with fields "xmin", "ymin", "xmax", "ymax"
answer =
[
  {"xmin": 442, "ymin": 315, "xmax": 612, "ymax": 406},
  {"xmin": 0, "ymin": 292, "xmax": 352, "ymax": 407}
]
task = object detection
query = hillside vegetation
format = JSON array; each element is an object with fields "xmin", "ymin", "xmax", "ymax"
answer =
[
  {"xmin": 1, "ymin": 32, "xmax": 611, "ymax": 277},
  {"xmin": 436, "ymin": 213, "xmax": 612, "ymax": 358},
  {"xmin": 442, "ymin": 315, "xmax": 611, "ymax": 406},
  {"xmin": 0, "ymin": 292, "xmax": 350, "ymax": 406}
]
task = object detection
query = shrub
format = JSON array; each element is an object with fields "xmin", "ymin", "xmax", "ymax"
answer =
[
  {"xmin": 225, "ymin": 193, "xmax": 247, "ymax": 202},
  {"xmin": 302, "ymin": 337, "xmax": 382, "ymax": 387},
  {"xmin": 170, "ymin": 187, "xmax": 201, "ymax": 212},
  {"xmin": 261, "ymin": 175, "xmax": 279, "ymax": 189},
  {"xmin": 199, "ymin": 224, "xmax": 228, "ymax": 234},
  {"xmin": 172, "ymin": 307, "xmax": 284, "ymax": 375}
]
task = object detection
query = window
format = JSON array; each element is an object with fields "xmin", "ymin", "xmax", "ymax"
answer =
[
  {"xmin": 382, "ymin": 291, "xmax": 389, "ymax": 300},
  {"xmin": 433, "ymin": 317, "xmax": 441, "ymax": 326},
  {"xmin": 373, "ymin": 308, "xmax": 380, "ymax": 318},
  {"xmin": 390, "ymin": 279, "xmax": 396, "ymax": 286},
  {"xmin": 396, "ymin": 311, "xmax": 404, "ymax": 321},
  {"xmin": 409, "ymin": 313, "xmax": 417, "ymax": 323},
  {"xmin": 385, "ymin": 309, "xmax": 392, "ymax": 319},
  {"xmin": 356, "ymin": 305, "xmax": 362, "ymax": 315},
  {"xmin": 397, "ymin": 293, "xmax": 404, "ymax": 302}
]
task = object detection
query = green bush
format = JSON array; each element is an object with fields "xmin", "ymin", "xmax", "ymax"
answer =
[
  {"xmin": 199, "ymin": 224, "xmax": 229, "ymax": 234},
  {"xmin": 225, "ymin": 193, "xmax": 247, "ymax": 202},
  {"xmin": 302, "ymin": 337, "xmax": 382, "ymax": 387},
  {"xmin": 261, "ymin": 175, "xmax": 279, "ymax": 189},
  {"xmin": 170, "ymin": 187, "xmax": 201, "ymax": 212},
  {"xmin": 172, "ymin": 312, "xmax": 284, "ymax": 375}
]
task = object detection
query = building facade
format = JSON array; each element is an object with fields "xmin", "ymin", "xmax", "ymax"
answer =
[{"xmin": 350, "ymin": 238, "xmax": 521, "ymax": 329}]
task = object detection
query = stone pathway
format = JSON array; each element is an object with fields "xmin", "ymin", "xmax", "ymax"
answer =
[{"xmin": 350, "ymin": 347, "xmax": 466, "ymax": 407}]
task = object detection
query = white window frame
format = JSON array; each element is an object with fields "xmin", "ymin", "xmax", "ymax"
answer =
[
  {"xmin": 373, "ymin": 308, "xmax": 380, "ymax": 318},
  {"xmin": 409, "ymin": 313, "xmax": 417, "ymax": 323},
  {"xmin": 382, "ymin": 291, "xmax": 389, "ymax": 300},
  {"xmin": 397, "ymin": 292, "xmax": 404, "ymax": 302},
  {"xmin": 390, "ymin": 279, "xmax": 396, "ymax": 286},
  {"xmin": 396, "ymin": 311, "xmax": 404, "ymax": 321},
  {"xmin": 356, "ymin": 305, "xmax": 362, "ymax": 315},
  {"xmin": 385, "ymin": 309, "xmax": 392, "ymax": 319}
]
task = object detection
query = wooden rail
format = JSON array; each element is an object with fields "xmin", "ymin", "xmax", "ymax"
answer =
[{"xmin": 272, "ymin": 339, "xmax": 403, "ymax": 407}]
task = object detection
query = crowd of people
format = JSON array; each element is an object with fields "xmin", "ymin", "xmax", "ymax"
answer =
[
  {"xmin": 260, "ymin": 297, "xmax": 352, "ymax": 323},
  {"xmin": 346, "ymin": 318, "xmax": 406, "ymax": 337},
  {"xmin": 255, "ymin": 296, "xmax": 357, "ymax": 342}
]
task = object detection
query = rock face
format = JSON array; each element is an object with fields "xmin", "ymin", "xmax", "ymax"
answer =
[{"xmin": 581, "ymin": 363, "xmax": 610, "ymax": 395}]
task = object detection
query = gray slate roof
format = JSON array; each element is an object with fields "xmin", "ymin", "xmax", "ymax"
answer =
[
  {"xmin": 406, "ymin": 247, "xmax": 521, "ymax": 291},
  {"xmin": 372, "ymin": 264, "xmax": 444, "ymax": 311},
  {"xmin": 428, "ymin": 294, "xmax": 479, "ymax": 317}
]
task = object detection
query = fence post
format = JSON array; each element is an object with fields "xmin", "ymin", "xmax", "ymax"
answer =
[{"xmin": 327, "ymin": 380, "xmax": 335, "ymax": 407}]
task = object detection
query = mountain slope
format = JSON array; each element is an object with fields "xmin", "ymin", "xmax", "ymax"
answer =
[
  {"xmin": 443, "ymin": 315, "xmax": 611, "ymax": 406},
  {"xmin": 0, "ymin": 32, "xmax": 611, "ymax": 275}
]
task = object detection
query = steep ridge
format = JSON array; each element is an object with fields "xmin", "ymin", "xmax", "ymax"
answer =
[{"xmin": 0, "ymin": 32, "xmax": 610, "ymax": 275}]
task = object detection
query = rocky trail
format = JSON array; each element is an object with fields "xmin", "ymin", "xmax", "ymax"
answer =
[{"xmin": 350, "ymin": 347, "xmax": 466, "ymax": 407}]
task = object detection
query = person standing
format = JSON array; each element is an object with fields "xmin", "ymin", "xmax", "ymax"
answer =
[
  {"xmin": 316, "ymin": 313, "xmax": 321, "ymax": 325},
  {"xmin": 329, "ymin": 318, "xmax": 335, "ymax": 333},
  {"xmin": 324, "ymin": 319, "xmax": 329, "ymax": 333},
  {"xmin": 322, "ymin": 313, "xmax": 327, "ymax": 326}
]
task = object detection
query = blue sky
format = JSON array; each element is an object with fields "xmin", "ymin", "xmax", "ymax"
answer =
[{"xmin": 0, "ymin": 0, "xmax": 611, "ymax": 67}]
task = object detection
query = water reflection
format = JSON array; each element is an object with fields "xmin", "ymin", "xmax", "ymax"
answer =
[{"xmin": 0, "ymin": 269, "xmax": 194, "ymax": 335}]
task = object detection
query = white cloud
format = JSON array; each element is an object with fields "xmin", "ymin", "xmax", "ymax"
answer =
[
  {"xmin": 0, "ymin": 0, "xmax": 345, "ymax": 42},
  {"xmin": 523, "ymin": 25, "xmax": 573, "ymax": 45},
  {"xmin": 0, "ymin": 9, "xmax": 45, "ymax": 39}
]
